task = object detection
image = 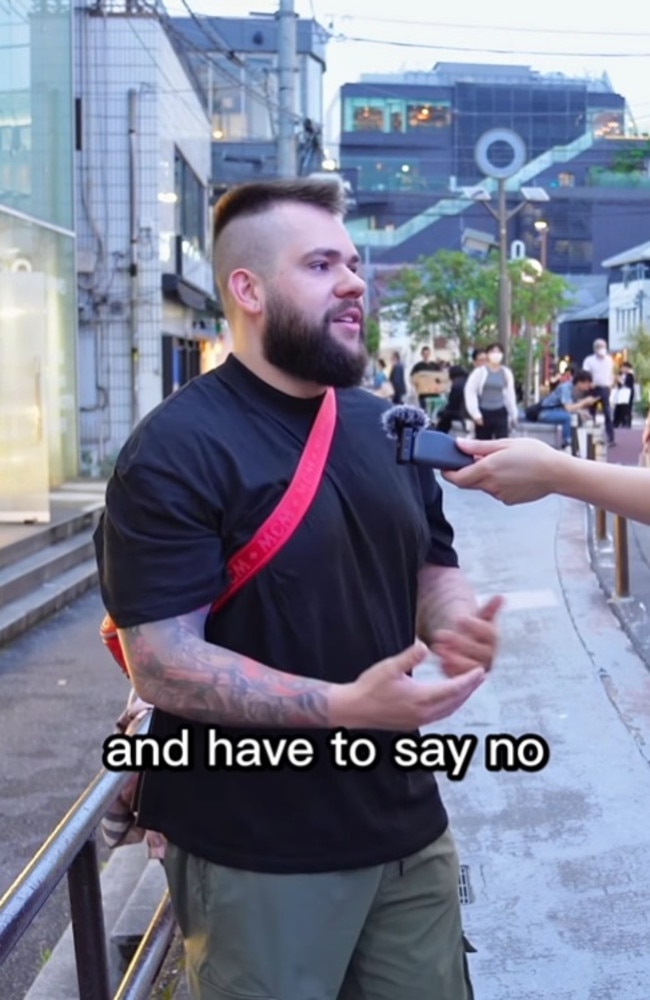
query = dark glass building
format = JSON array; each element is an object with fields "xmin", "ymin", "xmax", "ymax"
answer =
[{"xmin": 339, "ymin": 63, "xmax": 650, "ymax": 274}]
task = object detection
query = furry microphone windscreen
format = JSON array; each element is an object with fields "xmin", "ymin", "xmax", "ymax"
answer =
[{"xmin": 380, "ymin": 404, "xmax": 428, "ymax": 440}]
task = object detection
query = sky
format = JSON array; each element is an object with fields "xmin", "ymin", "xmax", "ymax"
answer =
[{"xmin": 200, "ymin": 0, "xmax": 650, "ymax": 152}]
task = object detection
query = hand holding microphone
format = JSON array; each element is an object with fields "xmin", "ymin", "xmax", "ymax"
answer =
[{"xmin": 381, "ymin": 405, "xmax": 474, "ymax": 472}]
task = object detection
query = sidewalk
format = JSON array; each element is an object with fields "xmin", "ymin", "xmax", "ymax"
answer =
[{"xmin": 429, "ymin": 476, "xmax": 650, "ymax": 1000}]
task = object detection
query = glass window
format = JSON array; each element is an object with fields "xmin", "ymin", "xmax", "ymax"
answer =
[
  {"xmin": 406, "ymin": 103, "xmax": 451, "ymax": 129},
  {"xmin": 174, "ymin": 149, "xmax": 206, "ymax": 254},
  {"xmin": 0, "ymin": 0, "xmax": 73, "ymax": 229},
  {"xmin": 353, "ymin": 103, "xmax": 385, "ymax": 132},
  {"xmin": 0, "ymin": 211, "xmax": 78, "ymax": 491},
  {"xmin": 590, "ymin": 109, "xmax": 624, "ymax": 137},
  {"xmin": 343, "ymin": 98, "xmax": 408, "ymax": 134}
]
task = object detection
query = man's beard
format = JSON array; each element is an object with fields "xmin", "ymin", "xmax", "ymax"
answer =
[{"xmin": 261, "ymin": 294, "xmax": 368, "ymax": 388}]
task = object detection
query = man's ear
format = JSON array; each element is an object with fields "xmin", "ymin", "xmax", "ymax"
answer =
[{"xmin": 227, "ymin": 268, "xmax": 265, "ymax": 316}]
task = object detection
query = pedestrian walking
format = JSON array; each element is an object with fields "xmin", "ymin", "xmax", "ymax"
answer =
[
  {"xmin": 582, "ymin": 338, "xmax": 616, "ymax": 446},
  {"xmin": 463, "ymin": 342, "xmax": 518, "ymax": 439},
  {"xmin": 389, "ymin": 350, "xmax": 407, "ymax": 403},
  {"xmin": 613, "ymin": 361, "xmax": 635, "ymax": 429}
]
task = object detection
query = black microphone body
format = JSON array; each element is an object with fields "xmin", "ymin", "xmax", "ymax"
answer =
[{"xmin": 381, "ymin": 405, "xmax": 474, "ymax": 472}]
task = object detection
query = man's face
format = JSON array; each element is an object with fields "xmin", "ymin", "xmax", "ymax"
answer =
[
  {"xmin": 575, "ymin": 379, "xmax": 593, "ymax": 396},
  {"xmin": 260, "ymin": 204, "xmax": 368, "ymax": 387},
  {"xmin": 422, "ymin": 349, "xmax": 431, "ymax": 362},
  {"xmin": 474, "ymin": 352, "xmax": 487, "ymax": 367}
]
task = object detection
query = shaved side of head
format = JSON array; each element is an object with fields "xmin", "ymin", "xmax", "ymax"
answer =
[
  {"xmin": 212, "ymin": 178, "xmax": 347, "ymax": 309},
  {"xmin": 214, "ymin": 215, "xmax": 278, "ymax": 307}
]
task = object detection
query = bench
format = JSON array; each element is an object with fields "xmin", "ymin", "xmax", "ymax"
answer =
[
  {"xmin": 516, "ymin": 421, "xmax": 563, "ymax": 448},
  {"xmin": 448, "ymin": 420, "xmax": 563, "ymax": 448}
]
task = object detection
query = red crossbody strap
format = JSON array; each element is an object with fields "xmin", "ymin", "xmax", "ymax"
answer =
[{"xmin": 209, "ymin": 387, "xmax": 337, "ymax": 615}]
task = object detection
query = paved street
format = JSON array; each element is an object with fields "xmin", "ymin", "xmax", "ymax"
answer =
[{"xmin": 3, "ymin": 469, "xmax": 650, "ymax": 998}]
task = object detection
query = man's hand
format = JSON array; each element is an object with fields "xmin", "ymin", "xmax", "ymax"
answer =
[
  {"xmin": 329, "ymin": 641, "xmax": 485, "ymax": 731},
  {"xmin": 430, "ymin": 595, "xmax": 503, "ymax": 677}
]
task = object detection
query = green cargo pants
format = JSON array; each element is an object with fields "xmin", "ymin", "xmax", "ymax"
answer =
[{"xmin": 164, "ymin": 826, "xmax": 474, "ymax": 1000}]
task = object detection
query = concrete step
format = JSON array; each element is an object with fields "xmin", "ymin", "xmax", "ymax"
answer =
[
  {"xmin": 0, "ymin": 557, "xmax": 100, "ymax": 647},
  {"xmin": 0, "ymin": 529, "xmax": 96, "ymax": 608},
  {"xmin": 0, "ymin": 507, "xmax": 102, "ymax": 572},
  {"xmin": 24, "ymin": 842, "xmax": 153, "ymax": 1000},
  {"xmin": 109, "ymin": 858, "xmax": 169, "ymax": 992},
  {"xmin": 150, "ymin": 929, "xmax": 190, "ymax": 999}
]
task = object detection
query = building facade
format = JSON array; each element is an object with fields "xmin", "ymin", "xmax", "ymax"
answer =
[
  {"xmin": 171, "ymin": 15, "xmax": 328, "ymax": 192},
  {"xmin": 600, "ymin": 243, "xmax": 650, "ymax": 354},
  {"xmin": 74, "ymin": 0, "xmax": 219, "ymax": 474},
  {"xmin": 339, "ymin": 63, "xmax": 650, "ymax": 273},
  {"xmin": 0, "ymin": 0, "xmax": 78, "ymax": 519}
]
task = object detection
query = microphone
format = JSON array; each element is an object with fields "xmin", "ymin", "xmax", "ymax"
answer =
[
  {"xmin": 380, "ymin": 404, "xmax": 429, "ymax": 440},
  {"xmin": 381, "ymin": 404, "xmax": 474, "ymax": 471}
]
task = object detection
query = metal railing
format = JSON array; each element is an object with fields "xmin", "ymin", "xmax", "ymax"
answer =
[
  {"xmin": 579, "ymin": 421, "xmax": 630, "ymax": 599},
  {"xmin": 0, "ymin": 733, "xmax": 176, "ymax": 1000}
]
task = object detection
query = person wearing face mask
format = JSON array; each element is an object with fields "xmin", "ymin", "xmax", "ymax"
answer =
[
  {"xmin": 463, "ymin": 342, "xmax": 518, "ymax": 440},
  {"xmin": 582, "ymin": 338, "xmax": 616, "ymax": 447}
]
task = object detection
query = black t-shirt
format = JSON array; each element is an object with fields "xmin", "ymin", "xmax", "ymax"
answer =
[
  {"xmin": 95, "ymin": 355, "xmax": 460, "ymax": 873},
  {"xmin": 410, "ymin": 360, "xmax": 440, "ymax": 375}
]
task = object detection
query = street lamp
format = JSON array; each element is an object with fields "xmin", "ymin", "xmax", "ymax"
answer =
[
  {"xmin": 534, "ymin": 219, "xmax": 549, "ymax": 269},
  {"xmin": 468, "ymin": 130, "xmax": 549, "ymax": 364}
]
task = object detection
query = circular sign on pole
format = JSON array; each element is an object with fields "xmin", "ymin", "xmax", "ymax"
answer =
[{"xmin": 475, "ymin": 129, "xmax": 526, "ymax": 180}]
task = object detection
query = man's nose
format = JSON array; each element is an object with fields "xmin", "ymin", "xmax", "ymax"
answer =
[{"xmin": 335, "ymin": 267, "xmax": 366, "ymax": 298}]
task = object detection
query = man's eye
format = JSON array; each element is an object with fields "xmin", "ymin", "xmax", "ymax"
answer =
[{"xmin": 310, "ymin": 261, "xmax": 329, "ymax": 271}]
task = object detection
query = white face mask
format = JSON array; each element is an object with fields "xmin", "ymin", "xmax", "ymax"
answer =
[
  {"xmin": 596, "ymin": 347, "xmax": 607, "ymax": 357},
  {"xmin": 487, "ymin": 351, "xmax": 503, "ymax": 364}
]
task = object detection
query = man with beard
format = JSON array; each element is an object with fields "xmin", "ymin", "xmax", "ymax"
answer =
[{"xmin": 94, "ymin": 178, "xmax": 500, "ymax": 1000}]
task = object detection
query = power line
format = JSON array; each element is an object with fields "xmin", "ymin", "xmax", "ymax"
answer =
[
  {"xmin": 330, "ymin": 32, "xmax": 650, "ymax": 59},
  {"xmin": 325, "ymin": 14, "xmax": 650, "ymax": 40}
]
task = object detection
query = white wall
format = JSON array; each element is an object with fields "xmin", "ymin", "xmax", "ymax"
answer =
[
  {"xmin": 75, "ymin": 8, "xmax": 212, "ymax": 465},
  {"xmin": 608, "ymin": 278, "xmax": 649, "ymax": 351}
]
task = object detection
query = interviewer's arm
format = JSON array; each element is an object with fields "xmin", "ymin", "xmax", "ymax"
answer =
[{"xmin": 446, "ymin": 437, "xmax": 650, "ymax": 523}]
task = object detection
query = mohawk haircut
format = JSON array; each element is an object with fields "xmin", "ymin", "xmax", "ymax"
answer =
[{"xmin": 213, "ymin": 177, "xmax": 347, "ymax": 243}]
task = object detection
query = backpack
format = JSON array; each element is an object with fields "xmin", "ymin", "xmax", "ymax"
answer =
[{"xmin": 524, "ymin": 401, "xmax": 544, "ymax": 422}]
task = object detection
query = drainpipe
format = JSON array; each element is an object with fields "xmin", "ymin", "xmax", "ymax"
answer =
[{"xmin": 128, "ymin": 88, "xmax": 139, "ymax": 427}]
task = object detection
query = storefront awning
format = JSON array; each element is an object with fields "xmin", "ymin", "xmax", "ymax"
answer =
[{"xmin": 162, "ymin": 274, "xmax": 221, "ymax": 316}]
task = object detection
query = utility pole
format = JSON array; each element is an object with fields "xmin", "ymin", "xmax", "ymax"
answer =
[
  {"xmin": 276, "ymin": 0, "xmax": 297, "ymax": 177},
  {"xmin": 497, "ymin": 178, "xmax": 511, "ymax": 360}
]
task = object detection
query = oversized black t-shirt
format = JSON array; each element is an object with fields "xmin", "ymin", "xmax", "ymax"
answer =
[{"xmin": 95, "ymin": 354, "xmax": 460, "ymax": 873}]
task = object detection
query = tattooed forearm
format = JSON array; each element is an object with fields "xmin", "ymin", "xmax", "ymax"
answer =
[
  {"xmin": 416, "ymin": 565, "xmax": 478, "ymax": 645},
  {"xmin": 118, "ymin": 609, "xmax": 330, "ymax": 728}
]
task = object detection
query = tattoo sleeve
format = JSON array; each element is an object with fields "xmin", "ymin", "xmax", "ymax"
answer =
[{"xmin": 118, "ymin": 605, "xmax": 330, "ymax": 728}]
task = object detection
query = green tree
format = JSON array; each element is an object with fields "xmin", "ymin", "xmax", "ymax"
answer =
[
  {"xmin": 389, "ymin": 252, "xmax": 571, "ymax": 365},
  {"xmin": 507, "ymin": 259, "xmax": 572, "ymax": 331},
  {"xmin": 505, "ymin": 260, "xmax": 572, "ymax": 403},
  {"xmin": 364, "ymin": 316, "xmax": 380, "ymax": 357},
  {"xmin": 389, "ymin": 250, "xmax": 495, "ymax": 357}
]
